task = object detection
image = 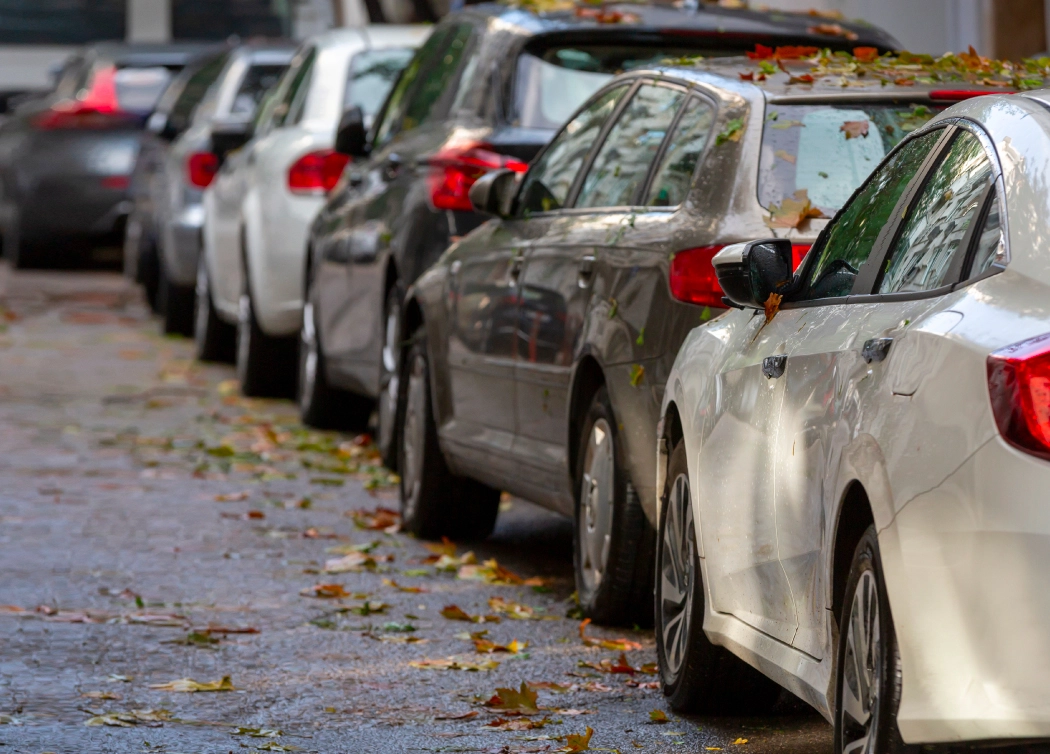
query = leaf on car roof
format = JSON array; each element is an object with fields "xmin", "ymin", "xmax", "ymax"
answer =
[
  {"xmin": 840, "ymin": 120, "xmax": 870, "ymax": 139},
  {"xmin": 715, "ymin": 118, "xmax": 744, "ymax": 146}
]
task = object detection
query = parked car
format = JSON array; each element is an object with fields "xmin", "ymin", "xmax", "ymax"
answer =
[
  {"xmin": 655, "ymin": 85, "xmax": 1050, "ymax": 746},
  {"xmin": 394, "ymin": 53, "xmax": 1009, "ymax": 626},
  {"xmin": 301, "ymin": 3, "xmax": 899, "ymax": 468},
  {"xmin": 125, "ymin": 43, "xmax": 294, "ymax": 333},
  {"xmin": 199, "ymin": 26, "xmax": 429, "ymax": 397},
  {"xmin": 0, "ymin": 43, "xmax": 213, "ymax": 267}
]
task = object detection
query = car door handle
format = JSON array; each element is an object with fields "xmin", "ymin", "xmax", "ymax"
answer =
[
  {"xmin": 578, "ymin": 254, "xmax": 595, "ymax": 287},
  {"xmin": 862, "ymin": 337, "xmax": 893, "ymax": 363},
  {"xmin": 509, "ymin": 256, "xmax": 523, "ymax": 283},
  {"xmin": 762, "ymin": 354, "xmax": 787, "ymax": 379}
]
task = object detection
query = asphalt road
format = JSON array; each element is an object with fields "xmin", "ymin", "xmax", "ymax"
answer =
[{"xmin": 0, "ymin": 268, "xmax": 834, "ymax": 754}]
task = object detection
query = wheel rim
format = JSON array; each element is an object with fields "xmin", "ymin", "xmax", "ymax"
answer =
[
  {"xmin": 298, "ymin": 301, "xmax": 318, "ymax": 413},
  {"xmin": 840, "ymin": 570, "xmax": 881, "ymax": 754},
  {"xmin": 659, "ymin": 472, "xmax": 695, "ymax": 682},
  {"xmin": 236, "ymin": 291, "xmax": 250, "ymax": 385},
  {"xmin": 377, "ymin": 295, "xmax": 400, "ymax": 457},
  {"xmin": 578, "ymin": 418, "xmax": 614, "ymax": 596},
  {"xmin": 194, "ymin": 259, "xmax": 209, "ymax": 349},
  {"xmin": 400, "ymin": 353, "xmax": 426, "ymax": 520}
]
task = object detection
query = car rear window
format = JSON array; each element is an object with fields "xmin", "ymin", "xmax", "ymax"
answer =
[
  {"xmin": 514, "ymin": 44, "xmax": 738, "ymax": 130},
  {"xmin": 344, "ymin": 48, "xmax": 416, "ymax": 124},
  {"xmin": 231, "ymin": 64, "xmax": 288, "ymax": 117},
  {"xmin": 114, "ymin": 66, "xmax": 175, "ymax": 115},
  {"xmin": 759, "ymin": 103, "xmax": 941, "ymax": 215}
]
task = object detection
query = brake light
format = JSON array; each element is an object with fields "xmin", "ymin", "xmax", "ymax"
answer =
[
  {"xmin": 187, "ymin": 152, "xmax": 219, "ymax": 189},
  {"xmin": 288, "ymin": 150, "xmax": 350, "ymax": 194},
  {"xmin": 988, "ymin": 333, "xmax": 1050, "ymax": 461},
  {"xmin": 100, "ymin": 175, "xmax": 130, "ymax": 190},
  {"xmin": 791, "ymin": 244, "xmax": 811, "ymax": 270},
  {"xmin": 929, "ymin": 89, "xmax": 1014, "ymax": 102},
  {"xmin": 670, "ymin": 246, "xmax": 726, "ymax": 308},
  {"xmin": 33, "ymin": 65, "xmax": 128, "ymax": 130},
  {"xmin": 428, "ymin": 142, "xmax": 527, "ymax": 212}
]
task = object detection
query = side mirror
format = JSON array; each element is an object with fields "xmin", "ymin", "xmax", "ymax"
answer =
[
  {"xmin": 469, "ymin": 169, "xmax": 517, "ymax": 218},
  {"xmin": 210, "ymin": 119, "xmax": 252, "ymax": 164},
  {"xmin": 147, "ymin": 111, "xmax": 178, "ymax": 141},
  {"xmin": 713, "ymin": 238, "xmax": 794, "ymax": 309},
  {"xmin": 334, "ymin": 105, "xmax": 368, "ymax": 158}
]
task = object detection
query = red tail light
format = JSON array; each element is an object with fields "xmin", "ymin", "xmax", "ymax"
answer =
[
  {"xmin": 100, "ymin": 175, "xmax": 130, "ymax": 190},
  {"xmin": 428, "ymin": 142, "xmax": 527, "ymax": 212},
  {"xmin": 187, "ymin": 152, "xmax": 219, "ymax": 189},
  {"xmin": 988, "ymin": 333, "xmax": 1050, "ymax": 462},
  {"xmin": 670, "ymin": 246, "xmax": 726, "ymax": 308},
  {"xmin": 288, "ymin": 150, "xmax": 350, "ymax": 194},
  {"xmin": 791, "ymin": 244, "xmax": 811, "ymax": 271},
  {"xmin": 33, "ymin": 65, "xmax": 129, "ymax": 130},
  {"xmin": 929, "ymin": 89, "xmax": 1014, "ymax": 102}
]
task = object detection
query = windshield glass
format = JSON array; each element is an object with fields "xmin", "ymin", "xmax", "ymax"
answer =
[
  {"xmin": 345, "ymin": 48, "xmax": 415, "ymax": 126},
  {"xmin": 759, "ymin": 103, "xmax": 940, "ymax": 215},
  {"xmin": 514, "ymin": 45, "xmax": 736, "ymax": 130},
  {"xmin": 231, "ymin": 64, "xmax": 287, "ymax": 117},
  {"xmin": 114, "ymin": 66, "xmax": 174, "ymax": 114}
]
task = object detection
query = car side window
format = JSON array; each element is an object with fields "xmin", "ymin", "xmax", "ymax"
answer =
[
  {"xmin": 284, "ymin": 49, "xmax": 317, "ymax": 126},
  {"xmin": 574, "ymin": 84, "xmax": 684, "ymax": 209},
  {"xmin": 796, "ymin": 128, "xmax": 943, "ymax": 301},
  {"xmin": 273, "ymin": 47, "xmax": 315, "ymax": 128},
  {"xmin": 877, "ymin": 130, "xmax": 993, "ymax": 294},
  {"xmin": 169, "ymin": 53, "xmax": 229, "ymax": 132},
  {"xmin": 401, "ymin": 24, "xmax": 474, "ymax": 131},
  {"xmin": 645, "ymin": 96, "xmax": 715, "ymax": 207},
  {"xmin": 516, "ymin": 85, "xmax": 628, "ymax": 216},
  {"xmin": 966, "ymin": 187, "xmax": 1005, "ymax": 278},
  {"xmin": 372, "ymin": 27, "xmax": 451, "ymax": 147}
]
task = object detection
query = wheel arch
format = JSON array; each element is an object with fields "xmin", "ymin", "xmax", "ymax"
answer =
[
  {"xmin": 830, "ymin": 480, "xmax": 876, "ymax": 624},
  {"xmin": 567, "ymin": 354, "xmax": 607, "ymax": 483}
]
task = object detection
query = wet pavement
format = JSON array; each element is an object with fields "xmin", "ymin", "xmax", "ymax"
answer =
[{"xmin": 0, "ymin": 268, "xmax": 833, "ymax": 753}]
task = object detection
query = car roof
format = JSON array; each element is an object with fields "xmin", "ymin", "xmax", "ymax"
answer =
[
  {"xmin": 86, "ymin": 42, "xmax": 222, "ymax": 68},
  {"xmin": 306, "ymin": 25, "xmax": 432, "ymax": 51},
  {"xmin": 457, "ymin": 1, "xmax": 899, "ymax": 51}
]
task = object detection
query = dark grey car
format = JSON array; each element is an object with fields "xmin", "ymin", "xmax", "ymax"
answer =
[
  {"xmin": 396, "ymin": 58, "xmax": 974, "ymax": 625},
  {"xmin": 0, "ymin": 43, "xmax": 212, "ymax": 267}
]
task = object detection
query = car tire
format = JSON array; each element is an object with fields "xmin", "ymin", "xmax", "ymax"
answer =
[
  {"xmin": 194, "ymin": 255, "xmax": 235, "ymax": 363},
  {"xmin": 398, "ymin": 331, "xmax": 499, "ymax": 541},
  {"xmin": 834, "ymin": 526, "xmax": 908, "ymax": 754},
  {"xmin": 4, "ymin": 217, "xmax": 36, "ymax": 270},
  {"xmin": 158, "ymin": 262, "xmax": 195, "ymax": 337},
  {"xmin": 376, "ymin": 285, "xmax": 403, "ymax": 470},
  {"xmin": 574, "ymin": 386, "xmax": 655, "ymax": 627},
  {"xmin": 236, "ymin": 272, "xmax": 297, "ymax": 398},
  {"xmin": 655, "ymin": 439, "xmax": 782, "ymax": 714},
  {"xmin": 297, "ymin": 297, "xmax": 372, "ymax": 430},
  {"xmin": 139, "ymin": 241, "xmax": 161, "ymax": 313}
]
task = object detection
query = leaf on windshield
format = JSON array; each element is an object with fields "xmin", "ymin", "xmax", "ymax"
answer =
[
  {"xmin": 764, "ymin": 293, "xmax": 783, "ymax": 324},
  {"xmin": 715, "ymin": 118, "xmax": 744, "ymax": 146},
  {"xmin": 840, "ymin": 120, "xmax": 870, "ymax": 139},
  {"xmin": 764, "ymin": 189, "xmax": 825, "ymax": 229},
  {"xmin": 774, "ymin": 150, "xmax": 796, "ymax": 164}
]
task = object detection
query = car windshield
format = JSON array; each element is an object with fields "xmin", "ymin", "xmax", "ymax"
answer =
[
  {"xmin": 114, "ymin": 66, "xmax": 175, "ymax": 115},
  {"xmin": 345, "ymin": 48, "xmax": 415, "ymax": 125},
  {"xmin": 758, "ymin": 102, "xmax": 941, "ymax": 215},
  {"xmin": 514, "ymin": 44, "xmax": 737, "ymax": 130}
]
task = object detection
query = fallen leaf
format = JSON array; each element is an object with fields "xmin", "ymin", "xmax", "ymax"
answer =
[
  {"xmin": 473, "ymin": 637, "xmax": 528, "ymax": 654},
  {"xmin": 734, "ymin": 738, "xmax": 749, "ymax": 745},
  {"xmin": 715, "ymin": 118, "xmax": 744, "ymax": 145},
  {"xmin": 774, "ymin": 149, "xmax": 796, "ymax": 164},
  {"xmin": 488, "ymin": 596, "xmax": 539, "ymax": 619},
  {"xmin": 483, "ymin": 716, "xmax": 557, "ymax": 731},
  {"xmin": 578, "ymin": 653, "xmax": 653, "ymax": 676},
  {"xmin": 457, "ymin": 558, "xmax": 547, "ymax": 587},
  {"xmin": 765, "ymin": 189, "xmax": 825, "ymax": 229},
  {"xmin": 435, "ymin": 710, "xmax": 479, "ymax": 721},
  {"xmin": 579, "ymin": 619, "xmax": 643, "ymax": 651},
  {"xmin": 840, "ymin": 120, "xmax": 870, "ymax": 139},
  {"xmin": 649, "ymin": 709, "xmax": 669, "ymax": 723},
  {"xmin": 409, "ymin": 657, "xmax": 499, "ymax": 671},
  {"xmin": 233, "ymin": 726, "xmax": 283, "ymax": 737},
  {"xmin": 434, "ymin": 550, "xmax": 477, "ymax": 571},
  {"xmin": 383, "ymin": 578, "xmax": 428, "ymax": 593},
  {"xmin": 558, "ymin": 726, "xmax": 594, "ymax": 752},
  {"xmin": 484, "ymin": 682, "xmax": 540, "ymax": 714},
  {"xmin": 300, "ymin": 584, "xmax": 350, "ymax": 599},
  {"xmin": 764, "ymin": 293, "xmax": 783, "ymax": 324},
  {"xmin": 201, "ymin": 624, "xmax": 259, "ymax": 634},
  {"xmin": 84, "ymin": 709, "xmax": 172, "ymax": 727},
  {"xmin": 148, "ymin": 676, "xmax": 234, "ymax": 693},
  {"xmin": 82, "ymin": 691, "xmax": 122, "ymax": 701},
  {"xmin": 853, "ymin": 46, "xmax": 879, "ymax": 62},
  {"xmin": 527, "ymin": 681, "xmax": 573, "ymax": 693},
  {"xmin": 215, "ymin": 491, "xmax": 250, "ymax": 502},
  {"xmin": 349, "ymin": 600, "xmax": 388, "ymax": 616},
  {"xmin": 349, "ymin": 506, "xmax": 400, "ymax": 532},
  {"xmin": 808, "ymin": 22, "xmax": 858, "ymax": 40},
  {"xmin": 441, "ymin": 605, "xmax": 474, "ymax": 621},
  {"xmin": 746, "ymin": 44, "xmax": 818, "ymax": 60},
  {"xmin": 324, "ymin": 551, "xmax": 386, "ymax": 573}
]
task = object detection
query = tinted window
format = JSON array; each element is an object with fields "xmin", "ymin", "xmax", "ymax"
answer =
[
  {"xmin": 0, "ymin": 0, "xmax": 124, "ymax": 44},
  {"xmin": 576, "ymin": 84, "xmax": 683, "ymax": 209},
  {"xmin": 172, "ymin": 0, "xmax": 289, "ymax": 39},
  {"xmin": 516, "ymin": 86, "xmax": 627, "ymax": 216},
  {"xmin": 274, "ymin": 48, "xmax": 316, "ymax": 128},
  {"xmin": 344, "ymin": 48, "xmax": 415, "ymax": 124},
  {"xmin": 114, "ymin": 67, "xmax": 172, "ymax": 115},
  {"xmin": 797, "ymin": 129, "xmax": 942, "ymax": 301},
  {"xmin": 968, "ymin": 189, "xmax": 1004, "ymax": 278},
  {"xmin": 878, "ymin": 130, "xmax": 993, "ymax": 294},
  {"xmin": 760, "ymin": 104, "xmax": 942, "ymax": 216},
  {"xmin": 402, "ymin": 24, "xmax": 473, "ymax": 131},
  {"xmin": 646, "ymin": 97, "xmax": 715, "ymax": 207},
  {"xmin": 373, "ymin": 27, "xmax": 449, "ymax": 147},
  {"xmin": 231, "ymin": 64, "xmax": 287, "ymax": 118}
]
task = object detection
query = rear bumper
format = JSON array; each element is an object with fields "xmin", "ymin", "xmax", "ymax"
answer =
[
  {"xmin": 881, "ymin": 436, "xmax": 1050, "ymax": 743},
  {"xmin": 16, "ymin": 176, "xmax": 130, "ymax": 240}
]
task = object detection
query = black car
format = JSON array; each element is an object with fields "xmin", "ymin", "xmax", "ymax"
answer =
[{"xmin": 300, "ymin": 2, "xmax": 898, "ymax": 467}]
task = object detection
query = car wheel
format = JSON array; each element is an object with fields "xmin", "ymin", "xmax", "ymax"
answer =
[
  {"xmin": 236, "ymin": 272, "xmax": 297, "ymax": 398},
  {"xmin": 376, "ymin": 285, "xmax": 403, "ymax": 470},
  {"xmin": 574, "ymin": 386, "xmax": 655, "ymax": 627},
  {"xmin": 194, "ymin": 255, "xmax": 235, "ymax": 363},
  {"xmin": 297, "ymin": 297, "xmax": 371, "ymax": 429},
  {"xmin": 834, "ymin": 526, "xmax": 907, "ymax": 754},
  {"xmin": 157, "ymin": 262, "xmax": 194, "ymax": 336},
  {"xmin": 655, "ymin": 438, "xmax": 782, "ymax": 714},
  {"xmin": 398, "ymin": 331, "xmax": 499, "ymax": 540},
  {"xmin": 140, "ymin": 241, "xmax": 161, "ymax": 313}
]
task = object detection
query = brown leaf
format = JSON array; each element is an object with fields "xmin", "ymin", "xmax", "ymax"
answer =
[
  {"xmin": 482, "ymin": 715, "xmax": 556, "ymax": 731},
  {"xmin": 557, "ymin": 726, "xmax": 594, "ymax": 752},
  {"xmin": 473, "ymin": 638, "xmax": 528, "ymax": 654},
  {"xmin": 408, "ymin": 657, "xmax": 499, "ymax": 671},
  {"xmin": 578, "ymin": 618, "xmax": 643, "ymax": 651},
  {"xmin": 434, "ymin": 710, "xmax": 478, "ymax": 721},
  {"xmin": 840, "ymin": 120, "xmax": 870, "ymax": 139},
  {"xmin": 764, "ymin": 293, "xmax": 783, "ymax": 324},
  {"xmin": 649, "ymin": 709, "xmax": 669, "ymax": 723},
  {"xmin": 382, "ymin": 578, "xmax": 428, "ymax": 593},
  {"xmin": 484, "ymin": 682, "xmax": 540, "ymax": 714},
  {"xmin": 578, "ymin": 653, "xmax": 642, "ymax": 675},
  {"xmin": 774, "ymin": 149, "xmax": 796, "ymax": 164},
  {"xmin": 300, "ymin": 584, "xmax": 350, "ymax": 599},
  {"xmin": 488, "ymin": 596, "xmax": 537, "ymax": 619},
  {"xmin": 441, "ymin": 605, "xmax": 474, "ymax": 621},
  {"xmin": 148, "ymin": 675, "xmax": 234, "ymax": 693},
  {"xmin": 349, "ymin": 506, "xmax": 400, "ymax": 532},
  {"xmin": 215, "ymin": 491, "xmax": 250, "ymax": 502},
  {"xmin": 764, "ymin": 189, "xmax": 825, "ymax": 230}
]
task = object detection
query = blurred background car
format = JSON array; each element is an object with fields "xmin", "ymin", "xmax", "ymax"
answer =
[
  {"xmin": 198, "ymin": 26, "xmax": 428, "ymax": 396},
  {"xmin": 656, "ymin": 86, "xmax": 1050, "ymax": 748},
  {"xmin": 125, "ymin": 42, "xmax": 295, "ymax": 335},
  {"xmin": 0, "ymin": 42, "xmax": 212, "ymax": 268},
  {"xmin": 394, "ymin": 55, "xmax": 1004, "ymax": 625},
  {"xmin": 300, "ymin": 2, "xmax": 899, "ymax": 469}
]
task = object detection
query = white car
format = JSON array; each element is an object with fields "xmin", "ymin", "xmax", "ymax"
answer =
[
  {"xmin": 197, "ymin": 26, "xmax": 428, "ymax": 396},
  {"xmin": 657, "ymin": 89, "xmax": 1050, "ymax": 750}
]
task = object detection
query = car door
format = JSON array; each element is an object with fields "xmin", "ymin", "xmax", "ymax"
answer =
[
  {"xmin": 771, "ymin": 126, "xmax": 957, "ymax": 659},
  {"xmin": 444, "ymin": 84, "xmax": 630, "ymax": 461}
]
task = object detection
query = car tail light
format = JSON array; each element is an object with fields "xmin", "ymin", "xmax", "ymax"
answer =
[
  {"xmin": 100, "ymin": 175, "xmax": 130, "ymax": 190},
  {"xmin": 929, "ymin": 89, "xmax": 1014, "ymax": 102},
  {"xmin": 428, "ymin": 142, "xmax": 527, "ymax": 212},
  {"xmin": 670, "ymin": 246, "xmax": 726, "ymax": 308},
  {"xmin": 187, "ymin": 152, "xmax": 219, "ymax": 189},
  {"xmin": 988, "ymin": 333, "xmax": 1050, "ymax": 461},
  {"xmin": 791, "ymin": 244, "xmax": 810, "ymax": 271},
  {"xmin": 288, "ymin": 150, "xmax": 350, "ymax": 194},
  {"xmin": 33, "ymin": 65, "xmax": 129, "ymax": 130}
]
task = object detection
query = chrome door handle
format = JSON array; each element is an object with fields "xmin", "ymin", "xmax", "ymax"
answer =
[
  {"xmin": 762, "ymin": 354, "xmax": 786, "ymax": 379},
  {"xmin": 578, "ymin": 254, "xmax": 595, "ymax": 287},
  {"xmin": 862, "ymin": 337, "xmax": 893, "ymax": 363}
]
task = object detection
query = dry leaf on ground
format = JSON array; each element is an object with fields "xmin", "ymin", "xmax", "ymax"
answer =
[
  {"xmin": 324, "ymin": 551, "xmax": 392, "ymax": 573},
  {"xmin": 578, "ymin": 619, "xmax": 642, "ymax": 651},
  {"xmin": 557, "ymin": 726, "xmax": 595, "ymax": 752},
  {"xmin": 382, "ymin": 578, "xmax": 428, "ymax": 593},
  {"xmin": 488, "ymin": 597, "xmax": 540, "ymax": 619},
  {"xmin": 441, "ymin": 604, "xmax": 499, "ymax": 623},
  {"xmin": 457, "ymin": 558, "xmax": 548, "ymax": 587},
  {"xmin": 649, "ymin": 709, "xmax": 669, "ymax": 723},
  {"xmin": 300, "ymin": 584, "xmax": 350, "ymax": 599},
  {"xmin": 482, "ymin": 716, "xmax": 557, "ymax": 731},
  {"xmin": 408, "ymin": 657, "xmax": 499, "ymax": 671},
  {"xmin": 215, "ymin": 491, "xmax": 251, "ymax": 502},
  {"xmin": 434, "ymin": 710, "xmax": 479, "ymax": 721},
  {"xmin": 484, "ymin": 682, "xmax": 540, "ymax": 714},
  {"xmin": 84, "ymin": 709, "xmax": 172, "ymax": 727},
  {"xmin": 578, "ymin": 653, "xmax": 656, "ymax": 676},
  {"xmin": 473, "ymin": 637, "xmax": 528, "ymax": 654},
  {"xmin": 148, "ymin": 676, "xmax": 234, "ymax": 693},
  {"xmin": 349, "ymin": 506, "xmax": 400, "ymax": 532},
  {"xmin": 765, "ymin": 189, "xmax": 825, "ymax": 230}
]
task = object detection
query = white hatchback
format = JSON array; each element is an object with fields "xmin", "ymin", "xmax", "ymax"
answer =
[{"xmin": 657, "ymin": 90, "xmax": 1050, "ymax": 749}]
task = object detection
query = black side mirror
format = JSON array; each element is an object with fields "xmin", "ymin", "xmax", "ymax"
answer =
[
  {"xmin": 334, "ymin": 105, "xmax": 368, "ymax": 158},
  {"xmin": 469, "ymin": 169, "xmax": 517, "ymax": 218},
  {"xmin": 713, "ymin": 238, "xmax": 794, "ymax": 309},
  {"xmin": 210, "ymin": 119, "xmax": 252, "ymax": 164}
]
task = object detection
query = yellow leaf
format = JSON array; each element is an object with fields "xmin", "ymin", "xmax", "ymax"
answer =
[
  {"xmin": 733, "ymin": 738, "xmax": 749, "ymax": 745},
  {"xmin": 764, "ymin": 292, "xmax": 783, "ymax": 324},
  {"xmin": 558, "ymin": 726, "xmax": 594, "ymax": 752},
  {"xmin": 148, "ymin": 676, "xmax": 234, "ymax": 693},
  {"xmin": 649, "ymin": 709, "xmax": 669, "ymax": 723}
]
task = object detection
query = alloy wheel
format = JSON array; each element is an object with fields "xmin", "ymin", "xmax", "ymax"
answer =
[
  {"xmin": 298, "ymin": 301, "xmax": 318, "ymax": 414},
  {"xmin": 400, "ymin": 352, "xmax": 427, "ymax": 520},
  {"xmin": 377, "ymin": 296, "xmax": 401, "ymax": 459},
  {"xmin": 659, "ymin": 472, "xmax": 695, "ymax": 683},
  {"xmin": 840, "ymin": 570, "xmax": 882, "ymax": 754},
  {"xmin": 579, "ymin": 418, "xmax": 614, "ymax": 596}
]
